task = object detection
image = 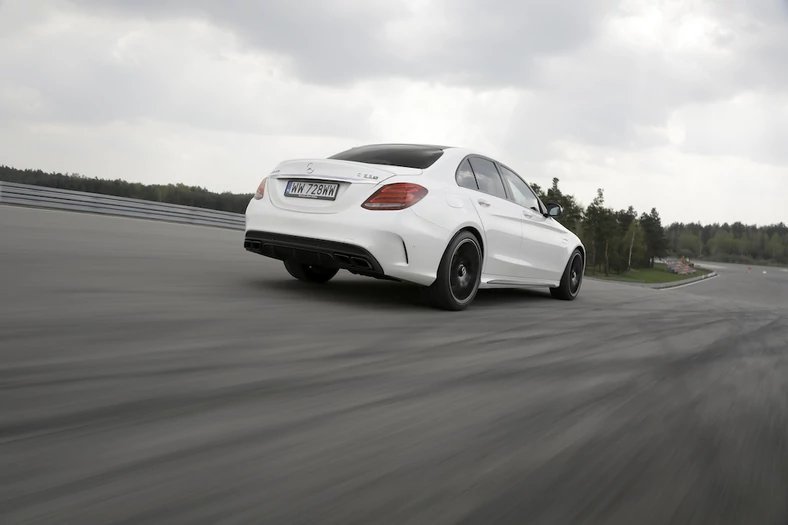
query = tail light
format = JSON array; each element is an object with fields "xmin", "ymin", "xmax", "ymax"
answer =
[
  {"xmin": 361, "ymin": 183, "xmax": 428, "ymax": 210},
  {"xmin": 253, "ymin": 178, "xmax": 266, "ymax": 200}
]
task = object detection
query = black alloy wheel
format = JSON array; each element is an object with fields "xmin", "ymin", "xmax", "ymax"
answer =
[
  {"xmin": 569, "ymin": 253, "xmax": 583, "ymax": 295},
  {"xmin": 450, "ymin": 238, "xmax": 481, "ymax": 304},
  {"xmin": 550, "ymin": 248, "xmax": 584, "ymax": 300},
  {"xmin": 424, "ymin": 230, "xmax": 482, "ymax": 311}
]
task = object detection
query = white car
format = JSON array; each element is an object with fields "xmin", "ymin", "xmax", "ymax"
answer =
[{"xmin": 244, "ymin": 144, "xmax": 586, "ymax": 310}]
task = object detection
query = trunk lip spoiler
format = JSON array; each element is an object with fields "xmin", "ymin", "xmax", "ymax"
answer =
[
  {"xmin": 268, "ymin": 173, "xmax": 381, "ymax": 184},
  {"xmin": 269, "ymin": 159, "xmax": 424, "ymax": 180}
]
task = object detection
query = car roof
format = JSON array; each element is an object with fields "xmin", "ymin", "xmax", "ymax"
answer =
[
  {"xmin": 337, "ymin": 143, "xmax": 494, "ymax": 157},
  {"xmin": 337, "ymin": 142, "xmax": 452, "ymax": 151},
  {"xmin": 329, "ymin": 143, "xmax": 508, "ymax": 168}
]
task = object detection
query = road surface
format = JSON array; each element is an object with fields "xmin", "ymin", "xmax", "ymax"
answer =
[{"xmin": 1, "ymin": 205, "xmax": 787, "ymax": 524}]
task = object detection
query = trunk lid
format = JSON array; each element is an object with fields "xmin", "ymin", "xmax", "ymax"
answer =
[{"xmin": 266, "ymin": 159, "xmax": 422, "ymax": 214}]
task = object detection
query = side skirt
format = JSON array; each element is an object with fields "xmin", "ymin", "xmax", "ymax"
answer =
[{"xmin": 480, "ymin": 277, "xmax": 560, "ymax": 289}]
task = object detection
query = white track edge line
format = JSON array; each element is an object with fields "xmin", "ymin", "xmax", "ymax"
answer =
[{"xmin": 661, "ymin": 273, "xmax": 720, "ymax": 291}]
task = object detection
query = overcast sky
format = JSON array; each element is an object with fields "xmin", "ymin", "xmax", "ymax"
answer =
[{"xmin": 1, "ymin": 0, "xmax": 786, "ymax": 226}]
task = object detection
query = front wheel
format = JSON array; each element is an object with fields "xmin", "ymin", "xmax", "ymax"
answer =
[
  {"xmin": 423, "ymin": 231, "xmax": 482, "ymax": 311},
  {"xmin": 550, "ymin": 249, "xmax": 584, "ymax": 300},
  {"xmin": 284, "ymin": 260, "xmax": 338, "ymax": 284}
]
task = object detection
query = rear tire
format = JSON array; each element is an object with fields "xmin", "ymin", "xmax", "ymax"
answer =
[
  {"xmin": 550, "ymin": 249, "xmax": 584, "ymax": 300},
  {"xmin": 423, "ymin": 230, "xmax": 482, "ymax": 311},
  {"xmin": 284, "ymin": 260, "xmax": 339, "ymax": 284}
]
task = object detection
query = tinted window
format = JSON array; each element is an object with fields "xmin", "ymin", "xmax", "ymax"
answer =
[
  {"xmin": 468, "ymin": 157, "xmax": 507, "ymax": 199},
  {"xmin": 499, "ymin": 165, "xmax": 540, "ymax": 211},
  {"xmin": 455, "ymin": 159, "xmax": 478, "ymax": 190},
  {"xmin": 328, "ymin": 144, "xmax": 445, "ymax": 169}
]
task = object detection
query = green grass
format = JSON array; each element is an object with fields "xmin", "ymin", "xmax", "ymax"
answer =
[{"xmin": 589, "ymin": 263, "xmax": 712, "ymax": 284}]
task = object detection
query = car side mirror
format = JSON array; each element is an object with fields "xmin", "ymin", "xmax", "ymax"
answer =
[{"xmin": 545, "ymin": 203, "xmax": 562, "ymax": 217}]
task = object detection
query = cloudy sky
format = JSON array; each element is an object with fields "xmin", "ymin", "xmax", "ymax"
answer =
[{"xmin": 1, "ymin": 0, "xmax": 786, "ymax": 226}]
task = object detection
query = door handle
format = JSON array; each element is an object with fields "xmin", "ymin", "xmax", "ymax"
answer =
[{"xmin": 478, "ymin": 199, "xmax": 491, "ymax": 207}]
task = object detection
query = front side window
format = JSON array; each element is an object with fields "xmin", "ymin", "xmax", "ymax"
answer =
[{"xmin": 499, "ymin": 165, "xmax": 540, "ymax": 212}]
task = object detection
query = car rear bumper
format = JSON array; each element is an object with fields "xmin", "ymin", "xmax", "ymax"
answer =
[
  {"xmin": 244, "ymin": 197, "xmax": 449, "ymax": 286},
  {"xmin": 244, "ymin": 230, "xmax": 388, "ymax": 278}
]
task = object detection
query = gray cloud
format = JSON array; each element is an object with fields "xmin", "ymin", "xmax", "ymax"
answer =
[
  {"xmin": 63, "ymin": 0, "xmax": 782, "ymax": 166},
  {"xmin": 500, "ymin": 0, "xmax": 788, "ymax": 164},
  {"xmin": 0, "ymin": 2, "xmax": 375, "ymax": 138},
  {"xmin": 67, "ymin": 0, "xmax": 423, "ymax": 85},
  {"xmin": 67, "ymin": 0, "xmax": 618, "ymax": 87}
]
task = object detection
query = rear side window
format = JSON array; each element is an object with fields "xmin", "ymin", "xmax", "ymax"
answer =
[
  {"xmin": 468, "ymin": 157, "xmax": 507, "ymax": 200},
  {"xmin": 328, "ymin": 144, "xmax": 445, "ymax": 169},
  {"xmin": 456, "ymin": 159, "xmax": 478, "ymax": 190}
]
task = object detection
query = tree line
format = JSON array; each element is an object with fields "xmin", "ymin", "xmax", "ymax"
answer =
[
  {"xmin": 529, "ymin": 179, "xmax": 671, "ymax": 275},
  {"xmin": 529, "ymin": 178, "xmax": 787, "ymax": 272},
  {"xmin": 2, "ymin": 165, "xmax": 786, "ymax": 272},
  {"xmin": 0, "ymin": 165, "xmax": 253, "ymax": 214}
]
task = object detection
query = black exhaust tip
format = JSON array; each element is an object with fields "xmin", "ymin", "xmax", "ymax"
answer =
[
  {"xmin": 334, "ymin": 254, "xmax": 352, "ymax": 266},
  {"xmin": 350, "ymin": 257, "xmax": 372, "ymax": 269}
]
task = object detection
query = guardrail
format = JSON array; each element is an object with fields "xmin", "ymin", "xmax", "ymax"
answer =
[{"xmin": 0, "ymin": 181, "xmax": 245, "ymax": 230}]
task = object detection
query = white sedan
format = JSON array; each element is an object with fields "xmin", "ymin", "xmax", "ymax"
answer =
[{"xmin": 244, "ymin": 144, "xmax": 586, "ymax": 310}]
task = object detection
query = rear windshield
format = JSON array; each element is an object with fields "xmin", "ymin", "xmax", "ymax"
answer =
[{"xmin": 328, "ymin": 144, "xmax": 445, "ymax": 169}]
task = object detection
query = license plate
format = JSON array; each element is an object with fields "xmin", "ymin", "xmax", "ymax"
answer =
[{"xmin": 284, "ymin": 180, "xmax": 339, "ymax": 201}]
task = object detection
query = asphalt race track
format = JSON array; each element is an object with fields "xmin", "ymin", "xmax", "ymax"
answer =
[{"xmin": 2, "ymin": 205, "xmax": 788, "ymax": 525}]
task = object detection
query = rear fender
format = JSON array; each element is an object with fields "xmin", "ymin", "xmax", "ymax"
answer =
[{"xmin": 410, "ymin": 192, "xmax": 486, "ymax": 272}]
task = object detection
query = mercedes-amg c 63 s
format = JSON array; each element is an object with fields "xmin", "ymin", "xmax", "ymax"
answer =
[{"xmin": 244, "ymin": 143, "xmax": 585, "ymax": 310}]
